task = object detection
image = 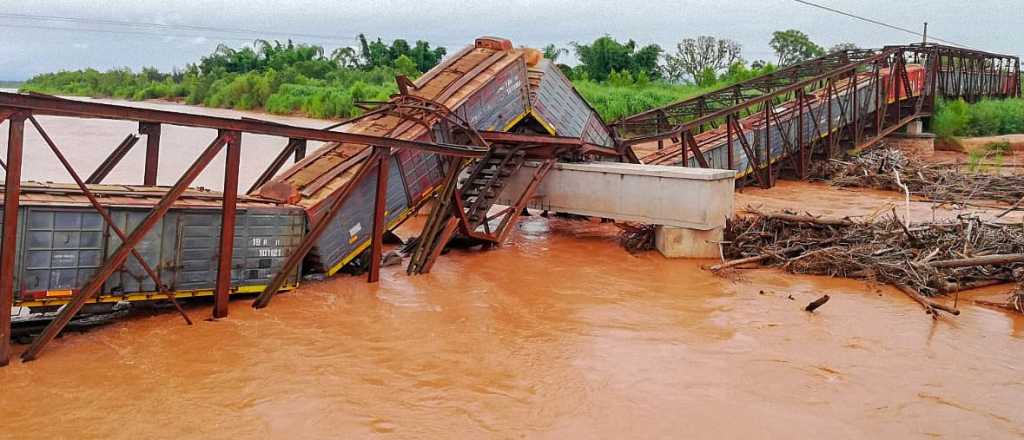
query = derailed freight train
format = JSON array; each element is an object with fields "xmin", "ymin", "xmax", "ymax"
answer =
[{"xmin": 2, "ymin": 37, "xmax": 616, "ymax": 322}]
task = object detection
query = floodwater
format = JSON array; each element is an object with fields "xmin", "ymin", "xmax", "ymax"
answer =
[{"xmin": 2, "ymin": 96, "xmax": 1024, "ymax": 439}]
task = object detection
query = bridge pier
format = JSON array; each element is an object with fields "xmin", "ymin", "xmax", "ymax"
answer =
[
  {"xmin": 498, "ymin": 162, "xmax": 735, "ymax": 259},
  {"xmin": 885, "ymin": 119, "xmax": 935, "ymax": 157},
  {"xmin": 655, "ymin": 226, "xmax": 723, "ymax": 259}
]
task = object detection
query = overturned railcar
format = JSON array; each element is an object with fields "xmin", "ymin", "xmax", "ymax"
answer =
[{"xmin": 255, "ymin": 37, "xmax": 615, "ymax": 276}]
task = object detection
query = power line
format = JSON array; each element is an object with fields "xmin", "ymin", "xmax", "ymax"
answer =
[
  {"xmin": 0, "ymin": 13, "xmax": 469, "ymax": 49},
  {"xmin": 790, "ymin": 0, "xmax": 974, "ymax": 49},
  {"xmin": 0, "ymin": 12, "xmax": 362, "ymax": 44},
  {"xmin": 0, "ymin": 22, "xmax": 257, "ymax": 43}
]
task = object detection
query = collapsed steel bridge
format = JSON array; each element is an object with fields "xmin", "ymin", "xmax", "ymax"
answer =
[{"xmin": 0, "ymin": 37, "xmax": 1019, "ymax": 365}]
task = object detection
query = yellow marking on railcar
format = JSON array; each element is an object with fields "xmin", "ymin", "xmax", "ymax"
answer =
[
  {"xmin": 325, "ymin": 204, "xmax": 420, "ymax": 277},
  {"xmin": 502, "ymin": 109, "xmax": 558, "ymax": 136},
  {"xmin": 15, "ymin": 283, "xmax": 299, "ymax": 308}
]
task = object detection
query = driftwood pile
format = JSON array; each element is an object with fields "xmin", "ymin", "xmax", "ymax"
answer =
[
  {"xmin": 819, "ymin": 147, "xmax": 1024, "ymax": 205},
  {"xmin": 617, "ymin": 223, "xmax": 656, "ymax": 253},
  {"xmin": 713, "ymin": 211, "xmax": 1024, "ymax": 317}
]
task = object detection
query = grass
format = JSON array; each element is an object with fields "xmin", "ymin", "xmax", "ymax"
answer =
[
  {"xmin": 932, "ymin": 98, "xmax": 1024, "ymax": 140},
  {"xmin": 967, "ymin": 141, "xmax": 1011, "ymax": 173},
  {"xmin": 574, "ymin": 80, "xmax": 718, "ymax": 122}
]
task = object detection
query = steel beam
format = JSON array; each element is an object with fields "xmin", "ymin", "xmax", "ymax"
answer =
[
  {"xmin": 293, "ymin": 139, "xmax": 307, "ymax": 161},
  {"xmin": 1, "ymin": 112, "xmax": 25, "ymax": 367},
  {"xmin": 247, "ymin": 138, "xmax": 302, "ymax": 194},
  {"xmin": 0, "ymin": 92, "xmax": 485, "ymax": 157},
  {"xmin": 85, "ymin": 134, "xmax": 140, "ymax": 184},
  {"xmin": 140, "ymin": 122, "xmax": 161, "ymax": 186},
  {"xmin": 21, "ymin": 133, "xmax": 229, "ymax": 362},
  {"xmin": 368, "ymin": 147, "xmax": 390, "ymax": 283},
  {"xmin": 214, "ymin": 131, "xmax": 241, "ymax": 319}
]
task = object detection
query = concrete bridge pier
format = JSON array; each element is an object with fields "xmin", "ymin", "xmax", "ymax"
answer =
[
  {"xmin": 885, "ymin": 118, "xmax": 935, "ymax": 157},
  {"xmin": 498, "ymin": 162, "xmax": 735, "ymax": 259}
]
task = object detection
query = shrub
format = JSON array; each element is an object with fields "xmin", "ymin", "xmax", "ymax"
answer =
[{"xmin": 933, "ymin": 98, "xmax": 1024, "ymax": 139}]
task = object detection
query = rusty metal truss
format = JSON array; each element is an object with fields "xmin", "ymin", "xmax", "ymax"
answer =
[{"xmin": 614, "ymin": 43, "xmax": 1021, "ymax": 187}]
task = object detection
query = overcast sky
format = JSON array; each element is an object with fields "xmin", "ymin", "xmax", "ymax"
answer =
[{"xmin": 1, "ymin": 0, "xmax": 1020, "ymax": 80}]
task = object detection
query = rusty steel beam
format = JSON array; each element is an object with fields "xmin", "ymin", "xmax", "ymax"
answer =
[
  {"xmin": 1, "ymin": 112, "xmax": 25, "ymax": 367},
  {"xmin": 0, "ymin": 92, "xmax": 485, "ymax": 157},
  {"xmin": 27, "ymin": 115, "xmax": 193, "ymax": 326},
  {"xmin": 140, "ymin": 122, "xmax": 161, "ymax": 186},
  {"xmin": 368, "ymin": 147, "xmax": 390, "ymax": 283},
  {"xmin": 85, "ymin": 134, "xmax": 140, "ymax": 184},
  {"xmin": 21, "ymin": 133, "xmax": 229, "ymax": 362},
  {"xmin": 684, "ymin": 132, "xmax": 709, "ymax": 168},
  {"xmin": 213, "ymin": 131, "xmax": 241, "ymax": 319},
  {"xmin": 253, "ymin": 148, "xmax": 383, "ymax": 309},
  {"xmin": 248, "ymin": 139, "xmax": 303, "ymax": 194},
  {"xmin": 293, "ymin": 139, "xmax": 307, "ymax": 161}
]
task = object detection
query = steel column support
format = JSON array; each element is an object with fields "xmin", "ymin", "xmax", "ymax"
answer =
[
  {"xmin": 827, "ymin": 82, "xmax": 834, "ymax": 158},
  {"xmin": 874, "ymin": 65, "xmax": 883, "ymax": 138},
  {"xmin": 0, "ymin": 112, "xmax": 25, "ymax": 367},
  {"xmin": 21, "ymin": 134, "xmax": 228, "ymax": 362},
  {"xmin": 368, "ymin": 147, "xmax": 390, "ymax": 283},
  {"xmin": 140, "ymin": 122, "xmax": 161, "ymax": 186},
  {"xmin": 796, "ymin": 91, "xmax": 806, "ymax": 178},
  {"xmin": 851, "ymin": 74, "xmax": 860, "ymax": 148},
  {"xmin": 763, "ymin": 103, "xmax": 773, "ymax": 188},
  {"xmin": 213, "ymin": 131, "xmax": 241, "ymax": 319},
  {"xmin": 726, "ymin": 114, "xmax": 734, "ymax": 171},
  {"xmin": 293, "ymin": 139, "xmax": 307, "ymax": 161},
  {"xmin": 1011, "ymin": 58, "xmax": 1019, "ymax": 97}
]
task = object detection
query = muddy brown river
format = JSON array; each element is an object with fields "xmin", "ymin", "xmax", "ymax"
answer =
[{"xmin": 1, "ymin": 96, "xmax": 1023, "ymax": 439}]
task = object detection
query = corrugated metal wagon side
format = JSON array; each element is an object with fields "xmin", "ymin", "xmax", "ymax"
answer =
[{"xmin": 3, "ymin": 189, "xmax": 306, "ymax": 308}]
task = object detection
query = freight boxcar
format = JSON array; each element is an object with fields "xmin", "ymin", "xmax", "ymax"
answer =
[{"xmin": 2, "ymin": 183, "xmax": 304, "ymax": 310}]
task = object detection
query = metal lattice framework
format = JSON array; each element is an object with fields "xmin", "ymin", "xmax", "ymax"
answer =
[{"xmin": 612, "ymin": 43, "xmax": 1020, "ymax": 187}]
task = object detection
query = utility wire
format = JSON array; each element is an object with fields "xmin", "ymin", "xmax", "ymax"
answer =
[
  {"xmin": 790, "ymin": 0, "xmax": 974, "ymax": 49},
  {"xmin": 0, "ymin": 22, "xmax": 258, "ymax": 43},
  {"xmin": 0, "ymin": 12, "xmax": 361, "ymax": 44}
]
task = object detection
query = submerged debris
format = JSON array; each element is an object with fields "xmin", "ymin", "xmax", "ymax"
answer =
[
  {"xmin": 617, "ymin": 223, "xmax": 656, "ymax": 253},
  {"xmin": 820, "ymin": 147, "xmax": 1024, "ymax": 205},
  {"xmin": 714, "ymin": 211, "xmax": 1024, "ymax": 317}
]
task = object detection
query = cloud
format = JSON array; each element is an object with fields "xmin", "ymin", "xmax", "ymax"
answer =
[
  {"xmin": 72, "ymin": 43, "xmax": 89, "ymax": 49},
  {"xmin": 190, "ymin": 36, "xmax": 208, "ymax": 45}
]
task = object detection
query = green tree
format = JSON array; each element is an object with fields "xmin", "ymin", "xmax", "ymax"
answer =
[
  {"xmin": 828, "ymin": 42, "xmax": 860, "ymax": 53},
  {"xmin": 394, "ymin": 55, "xmax": 420, "ymax": 78},
  {"xmin": 770, "ymin": 29, "xmax": 825, "ymax": 66},
  {"xmin": 542, "ymin": 44, "xmax": 568, "ymax": 62},
  {"xmin": 664, "ymin": 36, "xmax": 743, "ymax": 85},
  {"xmin": 572, "ymin": 35, "xmax": 662, "ymax": 82}
]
